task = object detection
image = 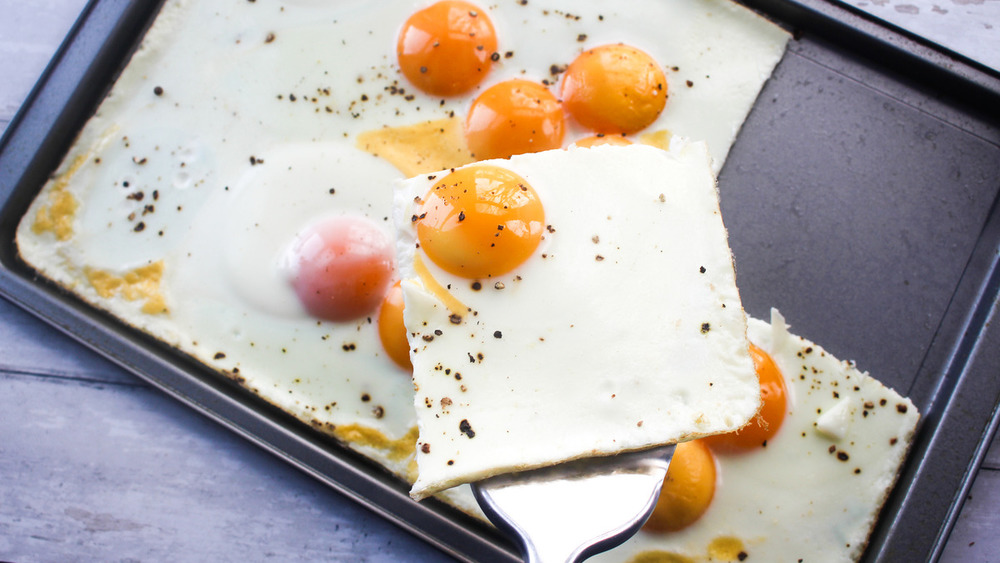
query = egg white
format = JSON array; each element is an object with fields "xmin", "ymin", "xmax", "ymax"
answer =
[
  {"xmin": 594, "ymin": 309, "xmax": 919, "ymax": 562},
  {"xmin": 16, "ymin": 0, "xmax": 789, "ymax": 522}
]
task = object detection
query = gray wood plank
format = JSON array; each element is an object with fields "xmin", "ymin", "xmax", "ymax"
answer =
[
  {"xmin": 0, "ymin": 0, "xmax": 89, "ymax": 127},
  {"xmin": 0, "ymin": 296, "xmax": 136, "ymax": 385},
  {"xmin": 0, "ymin": 371, "xmax": 449, "ymax": 562}
]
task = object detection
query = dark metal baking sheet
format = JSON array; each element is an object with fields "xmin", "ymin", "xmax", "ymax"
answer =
[{"xmin": 0, "ymin": 1, "xmax": 997, "ymax": 561}]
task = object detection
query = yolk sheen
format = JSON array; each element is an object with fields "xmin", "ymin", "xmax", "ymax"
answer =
[
  {"xmin": 644, "ymin": 440, "xmax": 717, "ymax": 533},
  {"xmin": 416, "ymin": 165, "xmax": 543, "ymax": 279},
  {"xmin": 378, "ymin": 281, "xmax": 413, "ymax": 371},
  {"xmin": 705, "ymin": 343, "xmax": 789, "ymax": 453},
  {"xmin": 560, "ymin": 44, "xmax": 667, "ymax": 134},
  {"xmin": 288, "ymin": 216, "xmax": 394, "ymax": 322},
  {"xmin": 397, "ymin": 1, "xmax": 497, "ymax": 97},
  {"xmin": 465, "ymin": 79, "xmax": 565, "ymax": 160},
  {"xmin": 572, "ymin": 134, "xmax": 632, "ymax": 148}
]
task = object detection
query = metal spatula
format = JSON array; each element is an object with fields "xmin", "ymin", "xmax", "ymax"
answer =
[{"xmin": 471, "ymin": 445, "xmax": 675, "ymax": 563}]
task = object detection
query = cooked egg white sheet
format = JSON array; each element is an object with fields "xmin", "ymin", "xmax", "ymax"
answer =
[
  {"xmin": 595, "ymin": 309, "xmax": 920, "ymax": 563},
  {"xmin": 17, "ymin": 0, "xmax": 786, "ymax": 512},
  {"xmin": 394, "ymin": 144, "xmax": 760, "ymax": 499}
]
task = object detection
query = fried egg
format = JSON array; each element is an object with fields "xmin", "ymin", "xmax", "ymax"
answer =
[
  {"xmin": 393, "ymin": 143, "xmax": 760, "ymax": 499},
  {"xmin": 593, "ymin": 309, "xmax": 920, "ymax": 562},
  {"xmin": 16, "ymin": 0, "xmax": 788, "ymax": 522}
]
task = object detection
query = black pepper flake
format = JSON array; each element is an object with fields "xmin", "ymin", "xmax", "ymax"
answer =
[
  {"xmin": 880, "ymin": 398, "xmax": 888, "ymax": 406},
  {"xmin": 700, "ymin": 322, "xmax": 711, "ymax": 334},
  {"xmin": 133, "ymin": 222, "xmax": 146, "ymax": 232},
  {"xmin": 132, "ymin": 156, "xmax": 147, "ymax": 165},
  {"xmin": 494, "ymin": 282, "xmax": 505, "ymax": 290},
  {"xmin": 577, "ymin": 33, "xmax": 587, "ymax": 42},
  {"xmin": 595, "ymin": 255, "xmax": 605, "ymax": 261},
  {"xmin": 458, "ymin": 210, "xmax": 466, "ymax": 221},
  {"xmin": 490, "ymin": 52, "xmax": 500, "ymax": 62},
  {"xmin": 372, "ymin": 405, "xmax": 385, "ymax": 418},
  {"xmin": 214, "ymin": 352, "xmax": 226, "ymax": 360},
  {"xmin": 361, "ymin": 393, "xmax": 371, "ymax": 402},
  {"xmin": 854, "ymin": 468, "xmax": 862, "ymax": 474},
  {"xmin": 738, "ymin": 552, "xmax": 748, "ymax": 562},
  {"xmin": 896, "ymin": 404, "xmax": 909, "ymax": 413},
  {"xmin": 890, "ymin": 437, "xmax": 898, "ymax": 445},
  {"xmin": 471, "ymin": 281, "xmax": 482, "ymax": 291},
  {"xmin": 265, "ymin": 32, "xmax": 275, "ymax": 43},
  {"xmin": 447, "ymin": 460, "xmax": 455, "ymax": 465},
  {"xmin": 686, "ymin": 79, "xmax": 694, "ymax": 87},
  {"xmin": 434, "ymin": 329, "xmax": 443, "ymax": 336},
  {"xmin": 449, "ymin": 314, "xmax": 463, "ymax": 324},
  {"xmin": 459, "ymin": 419, "xmax": 476, "ymax": 438},
  {"xmin": 421, "ymin": 443, "xmax": 431, "ymax": 453},
  {"xmin": 699, "ymin": 266, "xmax": 706, "ymax": 273},
  {"xmin": 505, "ymin": 51, "xmax": 514, "ymax": 58},
  {"xmin": 837, "ymin": 451, "xmax": 849, "ymax": 461},
  {"xmin": 422, "ymin": 334, "xmax": 435, "ymax": 342},
  {"xmin": 828, "ymin": 445, "xmax": 837, "ymax": 454},
  {"xmin": 342, "ymin": 343, "xmax": 356, "ymax": 351},
  {"xmin": 153, "ymin": 86, "xmax": 164, "ymax": 96},
  {"xmin": 493, "ymin": 331, "xmax": 502, "ymax": 339}
]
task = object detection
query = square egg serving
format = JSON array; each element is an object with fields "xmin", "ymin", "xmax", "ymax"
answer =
[
  {"xmin": 13, "ymin": 0, "xmax": 919, "ymax": 559},
  {"xmin": 394, "ymin": 143, "xmax": 762, "ymax": 499}
]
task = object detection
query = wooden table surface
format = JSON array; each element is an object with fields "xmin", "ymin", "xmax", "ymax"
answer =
[{"xmin": 2, "ymin": 1, "xmax": 998, "ymax": 561}]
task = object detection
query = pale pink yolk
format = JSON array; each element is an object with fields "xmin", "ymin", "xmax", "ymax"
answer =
[{"xmin": 287, "ymin": 216, "xmax": 394, "ymax": 322}]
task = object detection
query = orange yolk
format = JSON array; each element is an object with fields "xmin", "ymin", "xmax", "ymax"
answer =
[
  {"xmin": 396, "ymin": 1, "xmax": 497, "ymax": 97},
  {"xmin": 377, "ymin": 281, "xmax": 413, "ymax": 371},
  {"xmin": 287, "ymin": 216, "xmax": 394, "ymax": 322},
  {"xmin": 572, "ymin": 134, "xmax": 633, "ymax": 148},
  {"xmin": 465, "ymin": 79, "xmax": 565, "ymax": 160},
  {"xmin": 644, "ymin": 440, "xmax": 717, "ymax": 532},
  {"xmin": 705, "ymin": 343, "xmax": 789, "ymax": 453},
  {"xmin": 416, "ymin": 165, "xmax": 544, "ymax": 279},
  {"xmin": 560, "ymin": 44, "xmax": 668, "ymax": 135}
]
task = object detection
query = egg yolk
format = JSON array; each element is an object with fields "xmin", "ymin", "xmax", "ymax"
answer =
[
  {"xmin": 377, "ymin": 281, "xmax": 413, "ymax": 371},
  {"xmin": 287, "ymin": 216, "xmax": 394, "ymax": 322},
  {"xmin": 396, "ymin": 1, "xmax": 497, "ymax": 96},
  {"xmin": 416, "ymin": 165, "xmax": 544, "ymax": 279},
  {"xmin": 705, "ymin": 343, "xmax": 788, "ymax": 453},
  {"xmin": 560, "ymin": 44, "xmax": 668, "ymax": 135},
  {"xmin": 571, "ymin": 134, "xmax": 633, "ymax": 148},
  {"xmin": 644, "ymin": 440, "xmax": 717, "ymax": 533},
  {"xmin": 465, "ymin": 79, "xmax": 565, "ymax": 160}
]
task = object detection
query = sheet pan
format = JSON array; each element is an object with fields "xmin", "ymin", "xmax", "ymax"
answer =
[{"xmin": 1, "ymin": 0, "xmax": 998, "ymax": 560}]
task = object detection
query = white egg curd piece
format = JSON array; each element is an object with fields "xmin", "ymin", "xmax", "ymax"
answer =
[
  {"xmin": 593, "ymin": 308, "xmax": 920, "ymax": 563},
  {"xmin": 394, "ymin": 143, "xmax": 761, "ymax": 500}
]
